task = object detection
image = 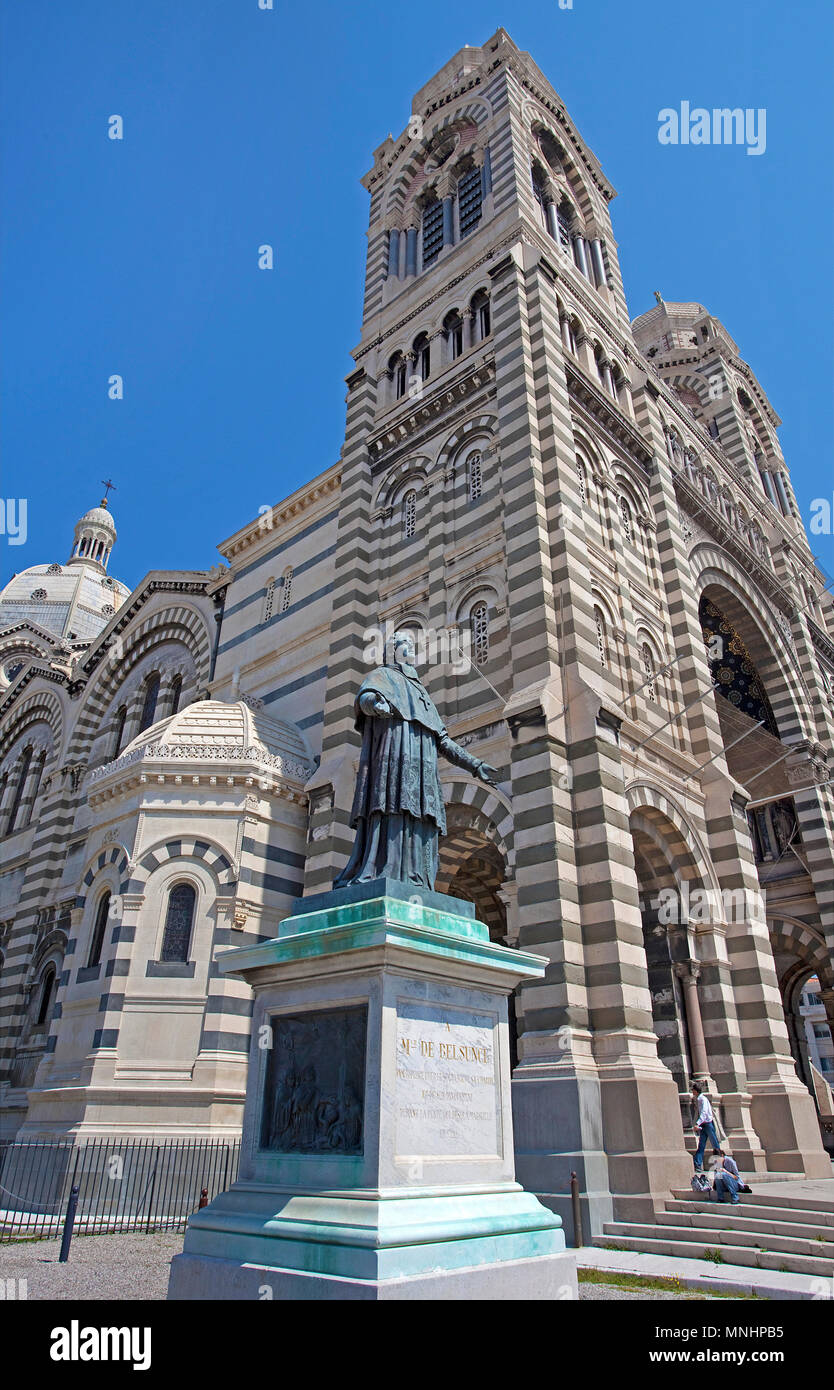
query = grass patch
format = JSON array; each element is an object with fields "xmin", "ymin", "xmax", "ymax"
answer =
[
  {"xmin": 703, "ymin": 1248, "xmax": 725, "ymax": 1264},
  {"xmin": 577, "ymin": 1268, "xmax": 758, "ymax": 1299}
]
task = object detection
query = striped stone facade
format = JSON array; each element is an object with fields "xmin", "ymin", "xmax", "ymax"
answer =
[{"xmin": 1, "ymin": 30, "xmax": 832, "ymax": 1228}]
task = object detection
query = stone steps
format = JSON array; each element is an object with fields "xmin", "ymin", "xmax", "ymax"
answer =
[
  {"xmin": 657, "ymin": 1207, "xmax": 834, "ymax": 1241},
  {"xmin": 603, "ymin": 1219, "xmax": 834, "ymax": 1262},
  {"xmin": 593, "ymin": 1179, "xmax": 834, "ymax": 1278},
  {"xmin": 597, "ymin": 1230, "xmax": 833, "ymax": 1277},
  {"xmin": 665, "ymin": 1198, "xmax": 834, "ymax": 1228}
]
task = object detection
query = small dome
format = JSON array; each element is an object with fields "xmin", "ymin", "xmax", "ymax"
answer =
[
  {"xmin": 77, "ymin": 505, "xmax": 116, "ymax": 534},
  {"xmin": 118, "ymin": 699, "xmax": 313, "ymax": 778}
]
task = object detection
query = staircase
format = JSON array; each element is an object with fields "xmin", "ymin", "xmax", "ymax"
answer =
[{"xmin": 596, "ymin": 1177, "xmax": 834, "ymax": 1278}]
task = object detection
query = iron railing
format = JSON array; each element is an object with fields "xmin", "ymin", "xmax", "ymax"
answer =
[{"xmin": 0, "ymin": 1136, "xmax": 240, "ymax": 1241}]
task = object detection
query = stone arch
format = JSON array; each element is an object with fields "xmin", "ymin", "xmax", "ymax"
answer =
[
  {"xmin": 436, "ymin": 779, "xmax": 514, "ymax": 875},
  {"xmin": 374, "ymin": 458, "xmax": 431, "ymax": 512},
  {"xmin": 436, "ymin": 414, "xmax": 497, "ymax": 477},
  {"xmin": 769, "ymin": 915, "xmax": 834, "ymax": 1101},
  {"xmin": 68, "ymin": 603, "xmax": 213, "ymax": 763},
  {"xmin": 690, "ymin": 549, "xmax": 814, "ymax": 742},
  {"xmin": 626, "ymin": 781, "xmax": 722, "ymax": 904},
  {"xmin": 126, "ymin": 835, "xmax": 238, "ymax": 895},
  {"xmin": 0, "ymin": 687, "xmax": 63, "ymax": 767}
]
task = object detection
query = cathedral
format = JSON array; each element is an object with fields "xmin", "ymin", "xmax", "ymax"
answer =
[{"xmin": 2, "ymin": 29, "xmax": 833, "ymax": 1238}]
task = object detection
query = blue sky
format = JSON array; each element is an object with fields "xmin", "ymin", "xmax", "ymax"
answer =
[{"xmin": 2, "ymin": 0, "xmax": 832, "ymax": 590}]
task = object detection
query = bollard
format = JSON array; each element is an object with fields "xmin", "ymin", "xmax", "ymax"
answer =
[
  {"xmin": 198, "ymin": 1188, "xmax": 209, "ymax": 1209},
  {"xmin": 570, "ymin": 1170, "xmax": 584, "ymax": 1249},
  {"xmin": 58, "ymin": 1185, "xmax": 80, "ymax": 1263}
]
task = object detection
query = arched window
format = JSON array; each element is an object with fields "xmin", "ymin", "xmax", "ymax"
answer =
[
  {"xmin": 422, "ymin": 197, "xmax": 443, "ymax": 268},
  {"xmin": 556, "ymin": 200, "xmax": 573, "ymax": 253},
  {"xmin": 458, "ymin": 165, "xmax": 483, "ymax": 237},
  {"xmin": 619, "ymin": 496, "xmax": 633, "ymax": 545},
  {"xmin": 443, "ymin": 309, "xmax": 463, "ymax": 360},
  {"xmin": 139, "ymin": 673, "xmax": 160, "ymax": 732},
  {"xmin": 389, "ymin": 353, "xmax": 407, "ymax": 400},
  {"xmin": 6, "ymin": 747, "xmax": 32, "ymax": 835},
  {"xmin": 471, "ymin": 291, "xmax": 491, "ymax": 343},
  {"xmin": 402, "ymin": 490, "xmax": 417, "ymax": 540},
  {"xmin": 576, "ymin": 459, "xmax": 587, "ymax": 507},
  {"xmin": 88, "ymin": 890, "xmax": 111, "ymax": 967},
  {"xmin": 35, "ymin": 964, "xmax": 57, "ymax": 1027},
  {"xmin": 170, "ymin": 676, "xmax": 182, "ymax": 717},
  {"xmin": 161, "ymin": 882, "xmax": 196, "ymax": 963},
  {"xmin": 413, "ymin": 333, "xmax": 431, "ymax": 382},
  {"xmin": 263, "ymin": 578, "xmax": 275, "ymax": 624},
  {"xmin": 640, "ymin": 642, "xmax": 656, "ymax": 703},
  {"xmin": 531, "ymin": 163, "xmax": 549, "ymax": 222},
  {"xmin": 468, "ymin": 451, "xmax": 483, "ymax": 503},
  {"xmin": 280, "ymin": 566, "xmax": 293, "ymax": 613},
  {"xmin": 470, "ymin": 602, "xmax": 490, "ymax": 666},
  {"xmin": 593, "ymin": 606, "xmax": 608, "ymax": 668}
]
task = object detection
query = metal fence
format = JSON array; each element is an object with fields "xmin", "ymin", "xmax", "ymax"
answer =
[{"xmin": 0, "ymin": 1136, "xmax": 240, "ymax": 1242}]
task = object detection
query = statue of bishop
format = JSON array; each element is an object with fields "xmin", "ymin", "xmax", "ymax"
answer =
[{"xmin": 334, "ymin": 631, "xmax": 498, "ymax": 892}]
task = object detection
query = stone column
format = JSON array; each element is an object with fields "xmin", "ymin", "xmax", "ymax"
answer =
[
  {"xmin": 674, "ymin": 960, "xmax": 709, "ymax": 1080},
  {"xmin": 573, "ymin": 236, "xmax": 590, "ymax": 280},
  {"xmin": 386, "ymin": 228, "xmax": 400, "ymax": 279},
  {"xmin": 545, "ymin": 199, "xmax": 559, "ymax": 243},
  {"xmin": 17, "ymin": 748, "xmax": 47, "ymax": 830},
  {"xmin": 774, "ymin": 471, "xmax": 793, "ymax": 516},
  {"xmin": 590, "ymin": 238, "xmax": 606, "ymax": 287},
  {"xmin": 0, "ymin": 754, "xmax": 24, "ymax": 832},
  {"xmin": 405, "ymin": 226, "xmax": 418, "ymax": 278},
  {"xmin": 762, "ymin": 470, "xmax": 779, "ymax": 507}
]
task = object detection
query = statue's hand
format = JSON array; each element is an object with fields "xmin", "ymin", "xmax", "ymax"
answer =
[
  {"xmin": 358, "ymin": 691, "xmax": 393, "ymax": 719},
  {"xmin": 477, "ymin": 761, "xmax": 499, "ymax": 787},
  {"xmin": 372, "ymin": 696, "xmax": 393, "ymax": 718}
]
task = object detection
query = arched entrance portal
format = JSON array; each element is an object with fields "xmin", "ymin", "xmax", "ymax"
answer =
[
  {"xmin": 770, "ymin": 919, "xmax": 834, "ymax": 1153},
  {"xmin": 436, "ymin": 803, "xmax": 514, "ymax": 1060}
]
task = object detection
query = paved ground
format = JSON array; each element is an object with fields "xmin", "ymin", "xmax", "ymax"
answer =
[
  {"xmin": 576, "ymin": 1246, "xmax": 834, "ymax": 1301},
  {"xmin": 0, "ymin": 1232, "xmax": 757, "ymax": 1300},
  {"xmin": 0, "ymin": 1232, "xmax": 184, "ymax": 1301}
]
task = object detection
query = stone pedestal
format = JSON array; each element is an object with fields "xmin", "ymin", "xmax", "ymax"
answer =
[{"xmin": 168, "ymin": 880, "xmax": 577, "ymax": 1301}]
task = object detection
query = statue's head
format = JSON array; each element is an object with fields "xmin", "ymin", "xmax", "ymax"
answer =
[{"xmin": 384, "ymin": 629, "xmax": 417, "ymax": 669}]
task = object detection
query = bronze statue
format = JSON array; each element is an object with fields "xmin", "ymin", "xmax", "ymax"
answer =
[{"xmin": 334, "ymin": 631, "xmax": 498, "ymax": 892}]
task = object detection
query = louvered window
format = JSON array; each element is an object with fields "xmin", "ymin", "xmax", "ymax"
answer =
[
  {"xmin": 641, "ymin": 643, "xmax": 656, "ymax": 702},
  {"xmin": 422, "ymin": 200, "xmax": 444, "ymax": 267},
  {"xmin": 594, "ymin": 607, "xmax": 608, "ymax": 669},
  {"xmin": 468, "ymin": 452, "xmax": 482, "ymax": 503},
  {"xmin": 471, "ymin": 603, "xmax": 489, "ymax": 666},
  {"xmin": 403, "ymin": 490, "xmax": 417, "ymax": 539},
  {"xmin": 458, "ymin": 166, "xmax": 483, "ymax": 237}
]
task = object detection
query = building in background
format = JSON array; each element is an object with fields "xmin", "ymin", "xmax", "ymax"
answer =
[{"xmin": 1, "ymin": 31, "xmax": 832, "ymax": 1233}]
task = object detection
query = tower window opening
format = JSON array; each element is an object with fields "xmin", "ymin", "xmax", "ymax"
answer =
[
  {"xmin": 468, "ymin": 451, "xmax": 483, "ymax": 503},
  {"xmin": 471, "ymin": 291, "xmax": 491, "ymax": 343},
  {"xmin": 457, "ymin": 165, "xmax": 483, "ymax": 237},
  {"xmin": 402, "ymin": 490, "xmax": 417, "ymax": 540},
  {"xmin": 263, "ymin": 579, "xmax": 275, "ymax": 624},
  {"xmin": 641, "ymin": 642, "xmax": 656, "ymax": 702},
  {"xmin": 280, "ymin": 566, "xmax": 293, "ymax": 612},
  {"xmin": 594, "ymin": 607, "xmax": 608, "ymax": 669},
  {"xmin": 88, "ymin": 890, "xmax": 111, "ymax": 967},
  {"xmin": 422, "ymin": 199, "xmax": 444, "ymax": 268},
  {"xmin": 414, "ymin": 333, "xmax": 431, "ymax": 382},
  {"xmin": 139, "ymin": 673, "xmax": 160, "ymax": 732},
  {"xmin": 161, "ymin": 882, "xmax": 196, "ymax": 963},
  {"xmin": 470, "ymin": 602, "xmax": 490, "ymax": 666},
  {"xmin": 444, "ymin": 310, "xmax": 463, "ymax": 360}
]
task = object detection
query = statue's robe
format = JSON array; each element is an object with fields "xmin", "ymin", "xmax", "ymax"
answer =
[{"xmin": 334, "ymin": 662, "xmax": 483, "ymax": 890}]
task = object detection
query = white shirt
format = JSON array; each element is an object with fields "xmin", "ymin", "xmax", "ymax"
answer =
[{"xmin": 695, "ymin": 1093, "xmax": 713, "ymax": 1126}]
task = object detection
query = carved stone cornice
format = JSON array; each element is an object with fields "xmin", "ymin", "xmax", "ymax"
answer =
[
  {"xmin": 672, "ymin": 473, "xmax": 794, "ymax": 618},
  {"xmin": 565, "ymin": 360, "xmax": 653, "ymax": 472},
  {"xmin": 369, "ymin": 360, "xmax": 496, "ymax": 470}
]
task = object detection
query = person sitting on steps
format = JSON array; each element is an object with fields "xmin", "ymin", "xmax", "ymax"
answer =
[
  {"xmin": 711, "ymin": 1149, "xmax": 741, "ymax": 1204},
  {"xmin": 691, "ymin": 1081, "xmax": 721, "ymax": 1172}
]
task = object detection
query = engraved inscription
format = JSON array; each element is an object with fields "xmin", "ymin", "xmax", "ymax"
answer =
[
  {"xmin": 395, "ymin": 1001, "xmax": 499, "ymax": 1157},
  {"xmin": 260, "ymin": 1005, "xmax": 367, "ymax": 1154}
]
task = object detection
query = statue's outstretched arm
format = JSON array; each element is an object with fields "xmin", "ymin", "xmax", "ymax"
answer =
[{"xmin": 438, "ymin": 733, "xmax": 498, "ymax": 787}]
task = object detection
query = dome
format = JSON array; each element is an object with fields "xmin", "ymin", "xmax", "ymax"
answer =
[
  {"xmin": 0, "ymin": 493, "xmax": 130, "ymax": 647},
  {"xmin": 77, "ymin": 505, "xmax": 117, "ymax": 536},
  {"xmin": 0, "ymin": 562, "xmax": 130, "ymax": 642},
  {"xmin": 113, "ymin": 699, "xmax": 313, "ymax": 780}
]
